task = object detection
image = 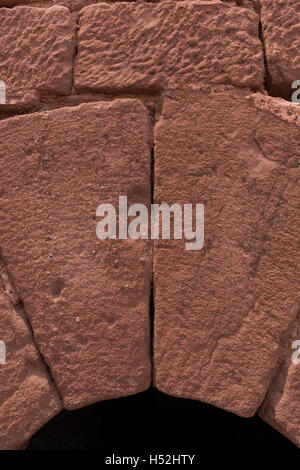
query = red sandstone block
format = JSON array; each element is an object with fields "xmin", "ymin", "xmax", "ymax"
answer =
[
  {"xmin": 0, "ymin": 289, "xmax": 62, "ymax": 450},
  {"xmin": 0, "ymin": 6, "xmax": 76, "ymax": 101},
  {"xmin": 0, "ymin": 0, "xmax": 95, "ymax": 10},
  {"xmin": 260, "ymin": 0, "xmax": 300, "ymax": 99},
  {"xmin": 259, "ymin": 317, "xmax": 300, "ymax": 448},
  {"xmin": 75, "ymin": 2, "xmax": 264, "ymax": 92},
  {"xmin": 153, "ymin": 87, "xmax": 300, "ymax": 417},
  {"xmin": 224, "ymin": 0, "xmax": 259, "ymax": 10},
  {"xmin": 0, "ymin": 100, "xmax": 152, "ymax": 409}
]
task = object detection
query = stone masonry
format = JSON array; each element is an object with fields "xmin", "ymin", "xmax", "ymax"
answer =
[{"xmin": 0, "ymin": 0, "xmax": 299, "ymax": 449}]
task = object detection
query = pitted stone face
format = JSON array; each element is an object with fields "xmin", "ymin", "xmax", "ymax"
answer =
[
  {"xmin": 259, "ymin": 320, "xmax": 300, "ymax": 448},
  {"xmin": 75, "ymin": 2, "xmax": 264, "ymax": 92},
  {"xmin": 153, "ymin": 87, "xmax": 300, "ymax": 418},
  {"xmin": 0, "ymin": 0, "xmax": 299, "ymax": 450},
  {"xmin": 260, "ymin": 0, "xmax": 300, "ymax": 99},
  {"xmin": 0, "ymin": 6, "xmax": 75, "ymax": 101},
  {"xmin": 0, "ymin": 100, "xmax": 152, "ymax": 410},
  {"xmin": 0, "ymin": 290, "xmax": 62, "ymax": 450}
]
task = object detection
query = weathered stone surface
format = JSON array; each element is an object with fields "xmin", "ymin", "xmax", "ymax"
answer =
[
  {"xmin": 260, "ymin": 0, "xmax": 300, "ymax": 99},
  {"xmin": 0, "ymin": 0, "xmax": 95, "ymax": 11},
  {"xmin": 226, "ymin": 0, "xmax": 259, "ymax": 10},
  {"xmin": 259, "ymin": 308, "xmax": 300, "ymax": 447},
  {"xmin": 75, "ymin": 2, "xmax": 264, "ymax": 92},
  {"xmin": 0, "ymin": 100, "xmax": 152, "ymax": 409},
  {"xmin": 153, "ymin": 87, "xmax": 300, "ymax": 417},
  {"xmin": 0, "ymin": 0, "xmax": 298, "ymax": 448},
  {"xmin": 0, "ymin": 288, "xmax": 62, "ymax": 450},
  {"xmin": 0, "ymin": 6, "xmax": 75, "ymax": 101},
  {"xmin": 0, "ymin": 0, "xmax": 65, "ymax": 6}
]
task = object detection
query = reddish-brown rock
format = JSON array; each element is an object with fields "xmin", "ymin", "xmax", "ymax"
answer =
[
  {"xmin": 0, "ymin": 6, "xmax": 75, "ymax": 102},
  {"xmin": 260, "ymin": 0, "xmax": 300, "ymax": 99},
  {"xmin": 0, "ymin": 100, "xmax": 152, "ymax": 410},
  {"xmin": 153, "ymin": 87, "xmax": 300, "ymax": 417},
  {"xmin": 0, "ymin": 288, "xmax": 62, "ymax": 450},
  {"xmin": 18, "ymin": 440, "xmax": 30, "ymax": 450},
  {"xmin": 75, "ymin": 2, "xmax": 264, "ymax": 92},
  {"xmin": 259, "ymin": 300, "xmax": 300, "ymax": 447},
  {"xmin": 0, "ymin": 0, "xmax": 66, "ymax": 6},
  {"xmin": 0, "ymin": 0, "xmax": 95, "ymax": 11},
  {"xmin": 225, "ymin": 0, "xmax": 259, "ymax": 11},
  {"xmin": 0, "ymin": 0, "xmax": 298, "ymax": 448}
]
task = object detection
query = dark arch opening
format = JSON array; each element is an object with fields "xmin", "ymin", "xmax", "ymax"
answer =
[{"xmin": 27, "ymin": 387, "xmax": 298, "ymax": 453}]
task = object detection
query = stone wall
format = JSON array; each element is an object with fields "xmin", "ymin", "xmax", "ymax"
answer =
[{"xmin": 0, "ymin": 0, "xmax": 299, "ymax": 449}]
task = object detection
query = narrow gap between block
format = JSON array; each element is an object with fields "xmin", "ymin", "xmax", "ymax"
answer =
[{"xmin": 149, "ymin": 145, "xmax": 155, "ymax": 379}]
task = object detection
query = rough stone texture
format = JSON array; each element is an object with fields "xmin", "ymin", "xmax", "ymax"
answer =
[
  {"xmin": 260, "ymin": 0, "xmax": 300, "ymax": 99},
  {"xmin": 153, "ymin": 87, "xmax": 300, "ymax": 418},
  {"xmin": 259, "ymin": 314, "xmax": 300, "ymax": 448},
  {"xmin": 226, "ymin": 0, "xmax": 259, "ymax": 10},
  {"xmin": 75, "ymin": 2, "xmax": 264, "ymax": 92},
  {"xmin": 0, "ymin": 6, "xmax": 75, "ymax": 101},
  {"xmin": 0, "ymin": 90, "xmax": 42, "ymax": 117},
  {"xmin": 0, "ymin": 257, "xmax": 19, "ymax": 306},
  {"xmin": 0, "ymin": 0, "xmax": 298, "ymax": 449},
  {"xmin": 0, "ymin": 99, "xmax": 152, "ymax": 410},
  {"xmin": 0, "ymin": 288, "xmax": 62, "ymax": 450},
  {"xmin": 0, "ymin": 0, "xmax": 95, "ymax": 11}
]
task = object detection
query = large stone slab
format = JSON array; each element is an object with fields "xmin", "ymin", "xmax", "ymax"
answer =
[
  {"xmin": 0, "ymin": 100, "xmax": 152, "ymax": 409},
  {"xmin": 259, "ymin": 307, "xmax": 300, "ymax": 447},
  {"xmin": 0, "ymin": 0, "xmax": 94, "ymax": 11},
  {"xmin": 0, "ymin": 288, "xmax": 62, "ymax": 450},
  {"xmin": 153, "ymin": 87, "xmax": 300, "ymax": 417},
  {"xmin": 260, "ymin": 0, "xmax": 300, "ymax": 99},
  {"xmin": 0, "ymin": 6, "xmax": 75, "ymax": 101},
  {"xmin": 75, "ymin": 2, "xmax": 264, "ymax": 92}
]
